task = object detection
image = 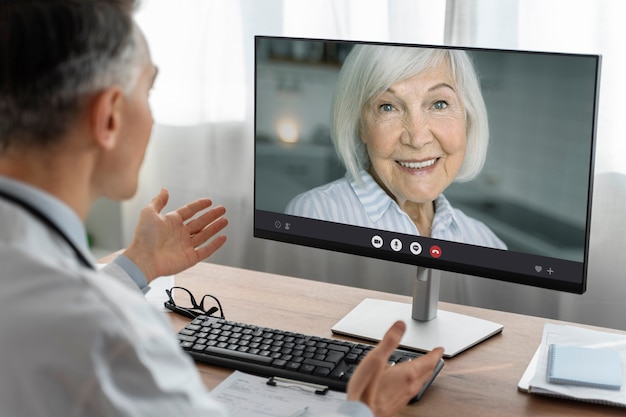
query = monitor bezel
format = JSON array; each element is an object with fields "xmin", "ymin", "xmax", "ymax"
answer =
[{"xmin": 253, "ymin": 35, "xmax": 602, "ymax": 296}]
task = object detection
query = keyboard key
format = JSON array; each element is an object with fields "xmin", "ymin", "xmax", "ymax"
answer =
[{"xmin": 203, "ymin": 346, "xmax": 273, "ymax": 365}]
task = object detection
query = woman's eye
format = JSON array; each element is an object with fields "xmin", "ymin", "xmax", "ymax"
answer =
[
  {"xmin": 433, "ymin": 100, "xmax": 448, "ymax": 110},
  {"xmin": 379, "ymin": 103, "xmax": 394, "ymax": 112}
]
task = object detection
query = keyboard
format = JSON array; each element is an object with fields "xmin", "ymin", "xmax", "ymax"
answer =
[{"xmin": 176, "ymin": 316, "xmax": 445, "ymax": 402}]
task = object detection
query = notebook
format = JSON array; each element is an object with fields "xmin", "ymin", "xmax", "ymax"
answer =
[{"xmin": 547, "ymin": 344, "xmax": 622, "ymax": 390}]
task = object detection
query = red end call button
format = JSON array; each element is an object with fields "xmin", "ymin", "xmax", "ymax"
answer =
[{"xmin": 429, "ymin": 245, "xmax": 442, "ymax": 258}]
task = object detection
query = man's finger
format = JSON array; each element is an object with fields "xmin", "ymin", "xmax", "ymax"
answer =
[
  {"xmin": 191, "ymin": 216, "xmax": 229, "ymax": 248},
  {"xmin": 150, "ymin": 188, "xmax": 169, "ymax": 214},
  {"xmin": 187, "ymin": 205, "xmax": 226, "ymax": 235},
  {"xmin": 347, "ymin": 321, "xmax": 406, "ymax": 399},
  {"xmin": 373, "ymin": 321, "xmax": 406, "ymax": 358},
  {"xmin": 176, "ymin": 198, "xmax": 214, "ymax": 222},
  {"xmin": 195, "ymin": 234, "xmax": 228, "ymax": 261}
]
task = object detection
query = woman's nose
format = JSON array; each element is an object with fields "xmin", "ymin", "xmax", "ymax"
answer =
[{"xmin": 400, "ymin": 110, "xmax": 433, "ymax": 147}]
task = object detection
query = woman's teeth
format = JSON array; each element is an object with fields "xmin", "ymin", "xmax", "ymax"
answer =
[{"xmin": 399, "ymin": 159, "xmax": 437, "ymax": 169}]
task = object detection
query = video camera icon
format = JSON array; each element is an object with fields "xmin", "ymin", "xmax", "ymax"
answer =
[{"xmin": 371, "ymin": 235, "xmax": 384, "ymax": 249}]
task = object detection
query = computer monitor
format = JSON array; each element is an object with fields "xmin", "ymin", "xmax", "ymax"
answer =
[{"xmin": 254, "ymin": 36, "xmax": 601, "ymax": 357}]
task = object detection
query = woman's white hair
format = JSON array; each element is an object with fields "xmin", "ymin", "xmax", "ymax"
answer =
[{"xmin": 331, "ymin": 44, "xmax": 489, "ymax": 183}]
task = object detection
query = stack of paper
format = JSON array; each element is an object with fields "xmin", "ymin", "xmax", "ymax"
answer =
[{"xmin": 518, "ymin": 323, "xmax": 626, "ymax": 407}]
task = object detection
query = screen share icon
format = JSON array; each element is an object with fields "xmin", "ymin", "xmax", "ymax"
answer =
[{"xmin": 409, "ymin": 242, "xmax": 422, "ymax": 255}]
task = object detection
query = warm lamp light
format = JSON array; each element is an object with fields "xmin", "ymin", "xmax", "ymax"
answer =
[{"xmin": 277, "ymin": 118, "xmax": 299, "ymax": 143}]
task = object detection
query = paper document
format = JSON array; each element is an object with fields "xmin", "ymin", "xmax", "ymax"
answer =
[
  {"xmin": 144, "ymin": 275, "xmax": 175, "ymax": 312},
  {"xmin": 208, "ymin": 371, "xmax": 347, "ymax": 417},
  {"xmin": 519, "ymin": 323, "xmax": 626, "ymax": 407}
]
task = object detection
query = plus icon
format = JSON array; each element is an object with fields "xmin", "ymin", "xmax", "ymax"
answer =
[{"xmin": 546, "ymin": 267, "xmax": 554, "ymax": 275}]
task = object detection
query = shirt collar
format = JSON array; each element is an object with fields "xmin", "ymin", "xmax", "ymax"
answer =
[
  {"xmin": 431, "ymin": 193, "xmax": 456, "ymax": 234},
  {"xmin": 349, "ymin": 169, "xmax": 458, "ymax": 230},
  {"xmin": 0, "ymin": 175, "xmax": 93, "ymax": 262},
  {"xmin": 349, "ymin": 170, "xmax": 396, "ymax": 222}
]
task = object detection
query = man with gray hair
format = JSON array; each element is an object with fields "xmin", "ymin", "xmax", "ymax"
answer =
[{"xmin": 0, "ymin": 1, "xmax": 444, "ymax": 416}]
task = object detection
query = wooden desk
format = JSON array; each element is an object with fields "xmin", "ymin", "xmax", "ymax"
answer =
[{"xmin": 166, "ymin": 261, "xmax": 625, "ymax": 417}]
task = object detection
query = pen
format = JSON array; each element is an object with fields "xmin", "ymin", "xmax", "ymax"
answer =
[
  {"xmin": 287, "ymin": 406, "xmax": 309, "ymax": 417},
  {"xmin": 267, "ymin": 376, "xmax": 329, "ymax": 395}
]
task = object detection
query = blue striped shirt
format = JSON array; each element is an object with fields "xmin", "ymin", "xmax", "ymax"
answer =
[{"xmin": 285, "ymin": 170, "xmax": 507, "ymax": 249}]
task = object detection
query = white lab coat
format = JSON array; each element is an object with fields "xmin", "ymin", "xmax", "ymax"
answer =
[
  {"xmin": 0, "ymin": 183, "xmax": 370, "ymax": 417},
  {"xmin": 0, "ymin": 192, "xmax": 228, "ymax": 417}
]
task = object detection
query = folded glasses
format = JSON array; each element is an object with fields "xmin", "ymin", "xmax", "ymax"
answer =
[{"xmin": 164, "ymin": 286, "xmax": 225, "ymax": 319}]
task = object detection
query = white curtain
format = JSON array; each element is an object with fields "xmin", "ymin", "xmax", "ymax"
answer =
[
  {"xmin": 101, "ymin": 0, "xmax": 626, "ymax": 330},
  {"xmin": 118, "ymin": 0, "xmax": 448, "ymax": 295},
  {"xmin": 443, "ymin": 0, "xmax": 626, "ymax": 330}
]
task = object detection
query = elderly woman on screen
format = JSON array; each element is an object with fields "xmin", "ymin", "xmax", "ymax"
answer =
[{"xmin": 286, "ymin": 44, "xmax": 506, "ymax": 249}]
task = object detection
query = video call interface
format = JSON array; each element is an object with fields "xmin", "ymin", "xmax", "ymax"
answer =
[{"xmin": 254, "ymin": 37, "xmax": 601, "ymax": 294}]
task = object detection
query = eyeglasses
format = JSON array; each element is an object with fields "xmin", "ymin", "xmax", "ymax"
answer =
[{"xmin": 164, "ymin": 286, "xmax": 225, "ymax": 319}]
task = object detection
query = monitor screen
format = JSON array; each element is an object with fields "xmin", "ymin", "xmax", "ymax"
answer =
[{"xmin": 253, "ymin": 36, "xmax": 600, "ymax": 355}]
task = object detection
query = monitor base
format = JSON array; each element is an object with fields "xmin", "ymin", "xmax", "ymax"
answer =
[{"xmin": 331, "ymin": 298, "xmax": 503, "ymax": 358}]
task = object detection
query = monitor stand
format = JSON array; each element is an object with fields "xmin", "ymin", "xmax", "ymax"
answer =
[{"xmin": 331, "ymin": 267, "xmax": 503, "ymax": 358}]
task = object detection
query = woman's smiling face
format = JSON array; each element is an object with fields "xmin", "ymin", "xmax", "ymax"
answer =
[{"xmin": 360, "ymin": 59, "xmax": 467, "ymax": 208}]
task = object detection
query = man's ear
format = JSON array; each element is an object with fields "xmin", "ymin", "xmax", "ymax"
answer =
[{"xmin": 90, "ymin": 87, "xmax": 123, "ymax": 151}]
